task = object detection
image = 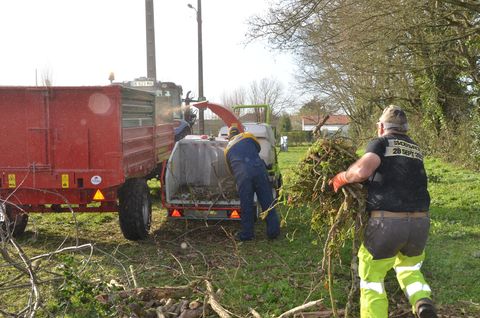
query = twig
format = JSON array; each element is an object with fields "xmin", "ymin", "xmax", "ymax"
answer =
[
  {"xmin": 0, "ymin": 277, "xmax": 62, "ymax": 291},
  {"xmin": 205, "ymin": 280, "xmax": 232, "ymax": 318},
  {"xmin": 345, "ymin": 212, "xmax": 364, "ymax": 317},
  {"xmin": 129, "ymin": 265, "xmax": 138, "ymax": 288},
  {"xmin": 8, "ymin": 238, "xmax": 40, "ymax": 318},
  {"xmin": 276, "ymin": 299, "xmax": 324, "ymax": 318},
  {"xmin": 249, "ymin": 307, "xmax": 262, "ymax": 318},
  {"xmin": 22, "ymin": 188, "xmax": 80, "ymax": 245},
  {"xmin": 170, "ymin": 253, "xmax": 188, "ymax": 278},
  {"xmin": 459, "ymin": 299, "xmax": 480, "ymax": 307},
  {"xmin": 95, "ymin": 246, "xmax": 132, "ymax": 287},
  {"xmin": 30, "ymin": 243, "xmax": 93, "ymax": 262}
]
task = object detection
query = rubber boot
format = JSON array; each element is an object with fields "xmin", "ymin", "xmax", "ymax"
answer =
[{"xmin": 415, "ymin": 298, "xmax": 438, "ymax": 318}]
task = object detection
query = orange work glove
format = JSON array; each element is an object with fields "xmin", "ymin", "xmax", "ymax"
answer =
[{"xmin": 329, "ymin": 171, "xmax": 349, "ymax": 192}]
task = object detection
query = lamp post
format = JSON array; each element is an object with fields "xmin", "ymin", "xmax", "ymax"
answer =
[{"xmin": 188, "ymin": 0, "xmax": 205, "ymax": 134}]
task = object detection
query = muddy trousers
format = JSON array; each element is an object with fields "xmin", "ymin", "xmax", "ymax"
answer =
[{"xmin": 358, "ymin": 216, "xmax": 432, "ymax": 318}]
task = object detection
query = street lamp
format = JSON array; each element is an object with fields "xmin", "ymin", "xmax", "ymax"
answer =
[{"xmin": 188, "ymin": 0, "xmax": 205, "ymax": 134}]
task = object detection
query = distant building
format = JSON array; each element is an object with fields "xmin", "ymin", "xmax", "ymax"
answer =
[{"xmin": 301, "ymin": 115, "xmax": 350, "ymax": 136}]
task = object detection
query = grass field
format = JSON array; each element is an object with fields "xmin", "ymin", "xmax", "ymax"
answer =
[{"xmin": 1, "ymin": 146, "xmax": 479, "ymax": 317}]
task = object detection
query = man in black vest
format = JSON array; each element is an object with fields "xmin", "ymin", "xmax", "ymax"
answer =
[{"xmin": 330, "ymin": 105, "xmax": 437, "ymax": 318}]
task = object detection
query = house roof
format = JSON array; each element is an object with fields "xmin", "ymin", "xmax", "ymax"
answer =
[{"xmin": 302, "ymin": 115, "xmax": 350, "ymax": 125}]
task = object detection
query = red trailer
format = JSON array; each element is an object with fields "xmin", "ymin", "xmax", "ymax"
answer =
[{"xmin": 0, "ymin": 85, "xmax": 174, "ymax": 240}]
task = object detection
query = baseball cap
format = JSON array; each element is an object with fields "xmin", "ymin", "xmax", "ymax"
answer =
[{"xmin": 379, "ymin": 105, "xmax": 408, "ymax": 131}]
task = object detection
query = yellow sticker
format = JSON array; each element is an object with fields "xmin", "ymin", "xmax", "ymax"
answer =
[
  {"xmin": 8, "ymin": 174, "xmax": 16, "ymax": 188},
  {"xmin": 61, "ymin": 174, "xmax": 69, "ymax": 188}
]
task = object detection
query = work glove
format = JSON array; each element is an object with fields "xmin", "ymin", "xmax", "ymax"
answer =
[{"xmin": 329, "ymin": 171, "xmax": 349, "ymax": 192}]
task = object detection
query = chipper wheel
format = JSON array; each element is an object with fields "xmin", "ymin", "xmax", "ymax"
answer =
[
  {"xmin": 118, "ymin": 178, "xmax": 152, "ymax": 241},
  {"xmin": 1, "ymin": 204, "xmax": 29, "ymax": 237}
]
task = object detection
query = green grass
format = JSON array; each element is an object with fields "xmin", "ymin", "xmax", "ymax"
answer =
[
  {"xmin": 278, "ymin": 146, "xmax": 310, "ymax": 171},
  {"xmin": 423, "ymin": 158, "xmax": 480, "ymax": 309},
  {"xmin": 1, "ymin": 146, "xmax": 479, "ymax": 317}
]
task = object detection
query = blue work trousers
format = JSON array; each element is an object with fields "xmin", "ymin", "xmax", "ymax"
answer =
[{"xmin": 231, "ymin": 158, "xmax": 280, "ymax": 240}]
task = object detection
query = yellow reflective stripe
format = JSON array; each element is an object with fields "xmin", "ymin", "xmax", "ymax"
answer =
[
  {"xmin": 394, "ymin": 262, "xmax": 423, "ymax": 273},
  {"xmin": 224, "ymin": 132, "xmax": 260, "ymax": 156},
  {"xmin": 405, "ymin": 282, "xmax": 431, "ymax": 298},
  {"xmin": 360, "ymin": 280, "xmax": 384, "ymax": 294}
]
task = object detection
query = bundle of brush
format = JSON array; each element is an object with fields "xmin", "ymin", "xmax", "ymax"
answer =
[{"xmin": 281, "ymin": 137, "xmax": 367, "ymax": 317}]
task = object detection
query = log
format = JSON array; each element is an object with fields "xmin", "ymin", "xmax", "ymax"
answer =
[
  {"xmin": 96, "ymin": 284, "xmax": 195, "ymax": 304},
  {"xmin": 178, "ymin": 307, "xmax": 203, "ymax": 318},
  {"xmin": 205, "ymin": 280, "xmax": 231, "ymax": 318}
]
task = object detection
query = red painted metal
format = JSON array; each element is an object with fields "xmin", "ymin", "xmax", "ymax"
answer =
[
  {"xmin": 192, "ymin": 101, "xmax": 244, "ymax": 132},
  {"xmin": 0, "ymin": 86, "xmax": 174, "ymax": 211}
]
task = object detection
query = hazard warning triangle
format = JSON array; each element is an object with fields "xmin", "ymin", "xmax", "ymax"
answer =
[{"xmin": 93, "ymin": 189, "xmax": 105, "ymax": 200}]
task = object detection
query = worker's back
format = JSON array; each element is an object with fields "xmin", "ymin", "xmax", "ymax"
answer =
[{"xmin": 225, "ymin": 133, "xmax": 263, "ymax": 170}]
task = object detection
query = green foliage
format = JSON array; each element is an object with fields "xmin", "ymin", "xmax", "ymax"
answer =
[
  {"xmin": 298, "ymin": 97, "xmax": 338, "ymax": 117},
  {"xmin": 2, "ymin": 146, "xmax": 480, "ymax": 317},
  {"xmin": 280, "ymin": 130, "xmax": 313, "ymax": 145},
  {"xmin": 471, "ymin": 110, "xmax": 480, "ymax": 164},
  {"xmin": 424, "ymin": 158, "xmax": 480, "ymax": 307},
  {"xmin": 416, "ymin": 74, "xmax": 446, "ymax": 135},
  {"xmin": 281, "ymin": 138, "xmax": 366, "ymax": 314},
  {"xmin": 251, "ymin": 0, "xmax": 480, "ymax": 167},
  {"xmin": 278, "ymin": 113, "xmax": 292, "ymax": 134},
  {"xmin": 48, "ymin": 255, "xmax": 115, "ymax": 317}
]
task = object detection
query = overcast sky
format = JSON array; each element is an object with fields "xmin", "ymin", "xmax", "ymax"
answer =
[{"xmin": 0, "ymin": 0, "xmax": 298, "ymax": 104}]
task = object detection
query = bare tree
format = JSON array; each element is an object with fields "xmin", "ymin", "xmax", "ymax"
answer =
[
  {"xmin": 249, "ymin": 78, "xmax": 284, "ymax": 113},
  {"xmin": 221, "ymin": 87, "xmax": 247, "ymax": 108},
  {"xmin": 299, "ymin": 97, "xmax": 339, "ymax": 119},
  {"xmin": 221, "ymin": 78, "xmax": 295, "ymax": 117},
  {"xmin": 41, "ymin": 67, "xmax": 53, "ymax": 87}
]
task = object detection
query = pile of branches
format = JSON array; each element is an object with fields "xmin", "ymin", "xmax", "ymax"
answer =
[
  {"xmin": 281, "ymin": 137, "xmax": 367, "ymax": 317},
  {"xmin": 96, "ymin": 280, "xmax": 232, "ymax": 318},
  {"xmin": 172, "ymin": 180, "xmax": 238, "ymax": 202}
]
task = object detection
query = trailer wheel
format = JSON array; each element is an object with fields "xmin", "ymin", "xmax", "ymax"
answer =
[
  {"xmin": 118, "ymin": 178, "xmax": 152, "ymax": 241},
  {"xmin": 4, "ymin": 205, "xmax": 29, "ymax": 237}
]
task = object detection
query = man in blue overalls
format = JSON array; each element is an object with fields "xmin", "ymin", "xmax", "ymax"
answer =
[{"xmin": 224, "ymin": 126, "xmax": 280, "ymax": 241}]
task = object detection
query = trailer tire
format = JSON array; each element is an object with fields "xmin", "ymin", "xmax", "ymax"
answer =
[
  {"xmin": 4, "ymin": 205, "xmax": 29, "ymax": 237},
  {"xmin": 118, "ymin": 178, "xmax": 152, "ymax": 241}
]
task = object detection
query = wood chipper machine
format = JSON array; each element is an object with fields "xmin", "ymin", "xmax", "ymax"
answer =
[{"xmin": 161, "ymin": 102, "xmax": 282, "ymax": 221}]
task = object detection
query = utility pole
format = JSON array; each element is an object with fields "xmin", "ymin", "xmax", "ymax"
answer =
[
  {"xmin": 188, "ymin": 0, "xmax": 205, "ymax": 134},
  {"xmin": 145, "ymin": 0, "xmax": 157, "ymax": 81}
]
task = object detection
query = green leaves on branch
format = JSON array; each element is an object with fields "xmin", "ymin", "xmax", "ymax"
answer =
[
  {"xmin": 282, "ymin": 138, "xmax": 364, "ymax": 234},
  {"xmin": 281, "ymin": 137, "xmax": 367, "ymax": 316}
]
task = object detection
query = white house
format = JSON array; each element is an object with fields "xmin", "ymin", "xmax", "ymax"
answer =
[{"xmin": 301, "ymin": 115, "xmax": 350, "ymax": 136}]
